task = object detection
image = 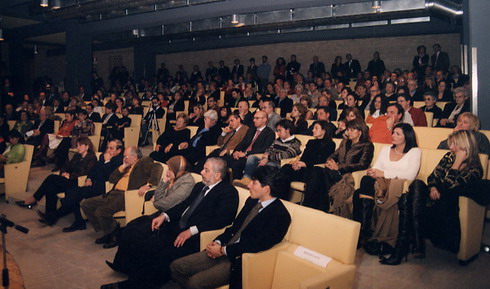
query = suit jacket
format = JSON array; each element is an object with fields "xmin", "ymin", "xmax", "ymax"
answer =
[
  {"xmin": 345, "ymin": 59, "xmax": 361, "ymax": 78},
  {"xmin": 61, "ymin": 152, "xmax": 98, "ymax": 180},
  {"xmin": 216, "ymin": 125, "xmax": 249, "ymax": 155},
  {"xmin": 101, "ymin": 113, "xmax": 119, "ymax": 129},
  {"xmin": 234, "ymin": 126, "xmax": 275, "ymax": 155},
  {"xmin": 329, "ymin": 140, "xmax": 374, "ymax": 174},
  {"xmin": 231, "ymin": 65, "xmax": 245, "ymax": 77},
  {"xmin": 33, "ymin": 118, "xmax": 55, "ymax": 137},
  {"xmin": 408, "ymin": 107, "xmax": 427, "ymax": 127},
  {"xmin": 274, "ymin": 97, "xmax": 293, "ymax": 118},
  {"xmin": 89, "ymin": 112, "xmax": 102, "ymax": 122},
  {"xmin": 217, "ymin": 197, "xmax": 291, "ymax": 260},
  {"xmin": 88, "ymin": 153, "xmax": 123, "ymax": 195},
  {"xmin": 184, "ymin": 124, "xmax": 221, "ymax": 164},
  {"xmin": 109, "ymin": 156, "xmax": 163, "ymax": 190},
  {"xmin": 166, "ymin": 181, "xmax": 239, "ymax": 237},
  {"xmin": 431, "ymin": 51, "xmax": 450, "ymax": 72},
  {"xmin": 241, "ymin": 112, "xmax": 254, "ymax": 128},
  {"xmin": 309, "ymin": 62, "xmax": 326, "ymax": 77}
]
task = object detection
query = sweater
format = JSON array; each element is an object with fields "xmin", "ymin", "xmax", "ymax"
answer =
[
  {"xmin": 264, "ymin": 136, "xmax": 302, "ymax": 165},
  {"xmin": 373, "ymin": 146, "xmax": 421, "ymax": 180}
]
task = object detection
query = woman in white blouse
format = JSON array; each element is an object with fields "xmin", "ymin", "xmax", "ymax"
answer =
[{"xmin": 353, "ymin": 123, "xmax": 421, "ymax": 256}]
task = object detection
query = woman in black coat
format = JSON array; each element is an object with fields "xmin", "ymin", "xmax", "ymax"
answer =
[{"xmin": 149, "ymin": 113, "xmax": 191, "ymax": 163}]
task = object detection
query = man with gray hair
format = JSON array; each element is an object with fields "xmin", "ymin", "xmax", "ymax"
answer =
[
  {"xmin": 81, "ymin": 146, "xmax": 163, "ymax": 248},
  {"xmin": 179, "ymin": 109, "xmax": 221, "ymax": 167}
]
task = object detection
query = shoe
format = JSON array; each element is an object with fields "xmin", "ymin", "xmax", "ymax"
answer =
[
  {"xmin": 15, "ymin": 200, "xmax": 37, "ymax": 209},
  {"xmin": 62, "ymin": 222, "xmax": 87, "ymax": 233},
  {"xmin": 36, "ymin": 210, "xmax": 58, "ymax": 226},
  {"xmin": 95, "ymin": 234, "xmax": 112, "ymax": 245},
  {"xmin": 233, "ymin": 177, "xmax": 251, "ymax": 188},
  {"xmin": 103, "ymin": 235, "xmax": 119, "ymax": 249}
]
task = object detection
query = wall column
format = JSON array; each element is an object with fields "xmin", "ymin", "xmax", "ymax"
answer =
[
  {"xmin": 134, "ymin": 43, "xmax": 156, "ymax": 82},
  {"xmin": 65, "ymin": 26, "xmax": 93, "ymax": 96}
]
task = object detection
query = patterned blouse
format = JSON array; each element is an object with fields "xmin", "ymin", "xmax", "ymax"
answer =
[{"xmin": 427, "ymin": 152, "xmax": 483, "ymax": 192}]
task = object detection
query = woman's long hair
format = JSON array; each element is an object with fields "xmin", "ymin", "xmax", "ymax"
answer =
[
  {"xmin": 448, "ymin": 130, "xmax": 482, "ymax": 170},
  {"xmin": 76, "ymin": 136, "xmax": 95, "ymax": 153},
  {"xmin": 391, "ymin": 123, "xmax": 418, "ymax": 153},
  {"xmin": 346, "ymin": 118, "xmax": 370, "ymax": 143}
]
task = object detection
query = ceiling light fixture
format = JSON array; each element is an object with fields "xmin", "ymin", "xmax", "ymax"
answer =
[
  {"xmin": 0, "ymin": 29, "xmax": 4, "ymax": 41},
  {"xmin": 372, "ymin": 0, "xmax": 381, "ymax": 9},
  {"xmin": 34, "ymin": 45, "xmax": 38, "ymax": 55},
  {"xmin": 52, "ymin": 0, "xmax": 61, "ymax": 9},
  {"xmin": 40, "ymin": 0, "xmax": 49, "ymax": 7},
  {"xmin": 231, "ymin": 14, "xmax": 239, "ymax": 24}
]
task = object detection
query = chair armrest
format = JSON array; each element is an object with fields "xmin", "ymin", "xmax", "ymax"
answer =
[
  {"xmin": 242, "ymin": 242, "xmax": 290, "ymax": 289},
  {"xmin": 299, "ymin": 263, "xmax": 356, "ymax": 289},
  {"xmin": 280, "ymin": 158, "xmax": 296, "ymax": 167},
  {"xmin": 78, "ymin": 175, "xmax": 87, "ymax": 187},
  {"xmin": 200, "ymin": 228, "xmax": 227, "ymax": 251},
  {"xmin": 124, "ymin": 189, "xmax": 144, "ymax": 224},
  {"xmin": 351, "ymin": 170, "xmax": 367, "ymax": 190},
  {"xmin": 206, "ymin": 145, "xmax": 219, "ymax": 156}
]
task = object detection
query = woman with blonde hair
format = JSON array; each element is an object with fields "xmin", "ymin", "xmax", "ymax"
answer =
[{"xmin": 380, "ymin": 129, "xmax": 483, "ymax": 265}]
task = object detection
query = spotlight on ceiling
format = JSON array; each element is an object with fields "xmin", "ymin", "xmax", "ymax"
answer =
[
  {"xmin": 0, "ymin": 29, "xmax": 4, "ymax": 41},
  {"xmin": 52, "ymin": 0, "xmax": 61, "ymax": 9},
  {"xmin": 231, "ymin": 14, "xmax": 239, "ymax": 24},
  {"xmin": 34, "ymin": 45, "xmax": 38, "ymax": 55},
  {"xmin": 40, "ymin": 0, "xmax": 49, "ymax": 7},
  {"xmin": 372, "ymin": 0, "xmax": 381, "ymax": 9}
]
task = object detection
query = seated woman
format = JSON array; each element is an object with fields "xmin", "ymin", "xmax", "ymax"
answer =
[
  {"xmin": 438, "ymin": 87, "xmax": 470, "ymax": 128},
  {"xmin": 353, "ymin": 123, "xmax": 421, "ymax": 256},
  {"xmin": 290, "ymin": 103, "xmax": 309, "ymax": 135},
  {"xmin": 438, "ymin": 112, "xmax": 489, "ymax": 156},
  {"xmin": 420, "ymin": 91, "xmax": 443, "ymax": 122},
  {"xmin": 16, "ymin": 137, "xmax": 98, "ymax": 225},
  {"xmin": 167, "ymin": 91, "xmax": 185, "ymax": 122},
  {"xmin": 104, "ymin": 155, "xmax": 196, "ymax": 284},
  {"xmin": 299, "ymin": 96, "xmax": 314, "ymax": 120},
  {"xmin": 334, "ymin": 107, "xmax": 363, "ymax": 139},
  {"xmin": 380, "ymin": 130, "xmax": 483, "ymax": 265},
  {"xmin": 338, "ymin": 93, "xmax": 364, "ymax": 120},
  {"xmin": 188, "ymin": 104, "xmax": 204, "ymax": 127},
  {"xmin": 52, "ymin": 109, "xmax": 95, "ymax": 171},
  {"xmin": 113, "ymin": 106, "xmax": 132, "ymax": 141},
  {"xmin": 280, "ymin": 120, "xmax": 336, "ymax": 192},
  {"xmin": 366, "ymin": 94, "xmax": 389, "ymax": 123},
  {"xmin": 129, "ymin": 96, "xmax": 144, "ymax": 115},
  {"xmin": 0, "ymin": 130, "xmax": 26, "ymax": 177},
  {"xmin": 13, "ymin": 110, "xmax": 33, "ymax": 139},
  {"xmin": 303, "ymin": 118, "xmax": 374, "ymax": 213},
  {"xmin": 217, "ymin": 107, "xmax": 232, "ymax": 128},
  {"xmin": 32, "ymin": 110, "xmax": 79, "ymax": 167},
  {"xmin": 149, "ymin": 113, "xmax": 191, "ymax": 163},
  {"xmin": 436, "ymin": 80, "xmax": 453, "ymax": 102}
]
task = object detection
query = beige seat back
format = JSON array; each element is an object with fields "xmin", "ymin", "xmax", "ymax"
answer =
[
  {"xmin": 413, "ymin": 126, "xmax": 452, "ymax": 149},
  {"xmin": 4, "ymin": 144, "xmax": 34, "ymax": 201},
  {"xmin": 188, "ymin": 126, "xmax": 199, "ymax": 138}
]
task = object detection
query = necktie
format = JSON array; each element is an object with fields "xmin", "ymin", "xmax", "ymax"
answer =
[
  {"xmin": 246, "ymin": 130, "xmax": 261, "ymax": 152},
  {"xmin": 179, "ymin": 186, "xmax": 209, "ymax": 229},
  {"xmin": 220, "ymin": 130, "xmax": 236, "ymax": 152},
  {"xmin": 227, "ymin": 202, "xmax": 263, "ymax": 245}
]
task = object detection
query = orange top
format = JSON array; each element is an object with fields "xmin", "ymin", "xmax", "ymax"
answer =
[{"xmin": 368, "ymin": 115, "xmax": 393, "ymax": 144}]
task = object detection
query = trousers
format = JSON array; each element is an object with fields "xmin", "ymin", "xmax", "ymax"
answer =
[{"xmin": 80, "ymin": 189, "xmax": 124, "ymax": 235}]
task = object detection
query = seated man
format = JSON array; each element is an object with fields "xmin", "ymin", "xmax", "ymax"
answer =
[
  {"xmin": 397, "ymin": 93, "xmax": 427, "ymax": 126},
  {"xmin": 261, "ymin": 99, "xmax": 281, "ymax": 131},
  {"xmin": 81, "ymin": 146, "xmax": 162, "ymax": 248},
  {"xmin": 308, "ymin": 106, "xmax": 337, "ymax": 138},
  {"xmin": 100, "ymin": 103, "xmax": 119, "ymax": 151},
  {"xmin": 102, "ymin": 157, "xmax": 239, "ymax": 289},
  {"xmin": 171, "ymin": 166, "xmax": 292, "ymax": 289},
  {"xmin": 60, "ymin": 139, "xmax": 124, "ymax": 233},
  {"xmin": 369, "ymin": 103, "xmax": 405, "ymax": 144},
  {"xmin": 233, "ymin": 119, "xmax": 301, "ymax": 188},
  {"xmin": 179, "ymin": 109, "xmax": 221, "ymax": 167},
  {"xmin": 226, "ymin": 110, "xmax": 275, "ymax": 180}
]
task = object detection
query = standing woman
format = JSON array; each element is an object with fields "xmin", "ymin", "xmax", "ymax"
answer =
[
  {"xmin": 273, "ymin": 57, "xmax": 287, "ymax": 80},
  {"xmin": 281, "ymin": 120, "xmax": 336, "ymax": 188},
  {"xmin": 290, "ymin": 103, "xmax": 309, "ymax": 135},
  {"xmin": 331, "ymin": 56, "xmax": 345, "ymax": 80},
  {"xmin": 353, "ymin": 123, "xmax": 421, "ymax": 255}
]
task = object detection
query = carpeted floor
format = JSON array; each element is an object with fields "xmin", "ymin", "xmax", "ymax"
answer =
[{"xmin": 1, "ymin": 157, "xmax": 490, "ymax": 289}]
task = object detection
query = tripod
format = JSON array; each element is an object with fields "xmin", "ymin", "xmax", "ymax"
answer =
[
  {"xmin": 0, "ymin": 215, "xmax": 29, "ymax": 289},
  {"xmin": 142, "ymin": 107, "xmax": 161, "ymax": 146}
]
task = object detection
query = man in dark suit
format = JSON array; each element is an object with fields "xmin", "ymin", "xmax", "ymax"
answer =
[
  {"xmin": 286, "ymin": 54, "xmax": 301, "ymax": 83},
  {"xmin": 61, "ymin": 139, "xmax": 124, "ymax": 233},
  {"xmin": 246, "ymin": 58, "xmax": 258, "ymax": 81},
  {"xmin": 225, "ymin": 88, "xmax": 246, "ymax": 108},
  {"xmin": 102, "ymin": 157, "xmax": 239, "ymax": 289},
  {"xmin": 231, "ymin": 58, "xmax": 245, "ymax": 78},
  {"xmin": 25, "ymin": 108, "xmax": 54, "ymax": 147},
  {"xmin": 171, "ymin": 166, "xmax": 291, "ymax": 289},
  {"xmin": 274, "ymin": 88, "xmax": 293, "ymax": 118},
  {"xmin": 81, "ymin": 147, "xmax": 163, "ymax": 248},
  {"xmin": 100, "ymin": 103, "xmax": 119, "ymax": 150},
  {"xmin": 431, "ymin": 44, "xmax": 450, "ymax": 73},
  {"xmin": 180, "ymin": 110, "xmax": 221, "ymax": 167},
  {"xmin": 308, "ymin": 55, "xmax": 326, "ymax": 78},
  {"xmin": 86, "ymin": 103, "xmax": 102, "ymax": 122},
  {"xmin": 345, "ymin": 53, "xmax": 361, "ymax": 79},
  {"xmin": 226, "ymin": 110, "xmax": 275, "ymax": 180}
]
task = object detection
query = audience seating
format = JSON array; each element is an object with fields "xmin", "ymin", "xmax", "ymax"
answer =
[
  {"xmin": 0, "ymin": 144, "xmax": 34, "ymax": 202},
  {"xmin": 200, "ymin": 194, "xmax": 360, "ymax": 289},
  {"xmin": 123, "ymin": 114, "xmax": 143, "ymax": 148},
  {"xmin": 412, "ymin": 101, "xmax": 448, "ymax": 110}
]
